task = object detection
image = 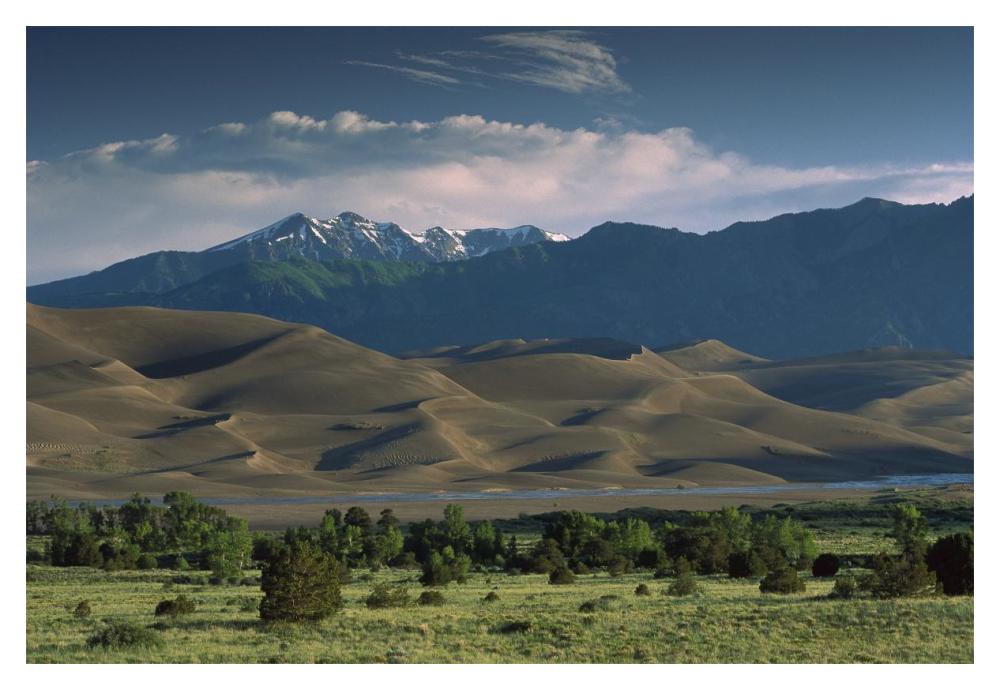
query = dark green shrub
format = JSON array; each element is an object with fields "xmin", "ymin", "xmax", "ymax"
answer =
[
  {"xmin": 496, "ymin": 620, "xmax": 532, "ymax": 634},
  {"xmin": 483, "ymin": 591, "xmax": 500, "ymax": 603},
  {"xmin": 666, "ymin": 557, "xmax": 700, "ymax": 596},
  {"xmin": 812, "ymin": 553, "xmax": 840, "ymax": 577},
  {"xmin": 634, "ymin": 583, "xmax": 651, "ymax": 596},
  {"xmin": 759, "ymin": 566, "xmax": 806, "ymax": 594},
  {"xmin": 137, "ymin": 553, "xmax": 159, "ymax": 570},
  {"xmin": 73, "ymin": 600, "xmax": 92, "ymax": 618},
  {"xmin": 174, "ymin": 555, "xmax": 190, "ymax": 571},
  {"xmin": 417, "ymin": 590, "xmax": 446, "ymax": 606},
  {"xmin": 154, "ymin": 595, "xmax": 197, "ymax": 617},
  {"xmin": 829, "ymin": 574, "xmax": 858, "ymax": 599},
  {"xmin": 365, "ymin": 582, "xmax": 412, "ymax": 609},
  {"xmin": 866, "ymin": 552, "xmax": 938, "ymax": 598},
  {"xmin": 728, "ymin": 551, "xmax": 767, "ymax": 579},
  {"xmin": 606, "ymin": 554, "xmax": 630, "ymax": 576},
  {"xmin": 548, "ymin": 566, "xmax": 576, "ymax": 585},
  {"xmin": 389, "ymin": 551, "xmax": 420, "ymax": 570},
  {"xmin": 87, "ymin": 621, "xmax": 161, "ymax": 650},
  {"xmin": 926, "ymin": 532, "xmax": 973, "ymax": 595},
  {"xmin": 260, "ymin": 541, "xmax": 343, "ymax": 622}
]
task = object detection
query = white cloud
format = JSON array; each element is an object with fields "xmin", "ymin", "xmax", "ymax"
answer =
[{"xmin": 26, "ymin": 109, "xmax": 973, "ymax": 284}]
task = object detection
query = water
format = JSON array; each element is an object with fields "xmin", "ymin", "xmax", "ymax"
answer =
[{"xmin": 68, "ymin": 473, "xmax": 972, "ymax": 508}]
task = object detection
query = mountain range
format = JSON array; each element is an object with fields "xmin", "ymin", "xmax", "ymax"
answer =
[
  {"xmin": 27, "ymin": 196, "xmax": 973, "ymax": 360},
  {"xmin": 27, "ymin": 304, "xmax": 972, "ymax": 500}
]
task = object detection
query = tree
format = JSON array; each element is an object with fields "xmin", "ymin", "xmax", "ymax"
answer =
[
  {"xmin": 925, "ymin": 532, "xmax": 973, "ymax": 595},
  {"xmin": 891, "ymin": 504, "xmax": 929, "ymax": 557},
  {"xmin": 443, "ymin": 504, "xmax": 471, "ymax": 553},
  {"xmin": 728, "ymin": 550, "xmax": 767, "ymax": 579},
  {"xmin": 259, "ymin": 541, "xmax": 343, "ymax": 622},
  {"xmin": 204, "ymin": 518, "xmax": 252, "ymax": 578},
  {"xmin": 472, "ymin": 521, "xmax": 498, "ymax": 562},
  {"xmin": 375, "ymin": 525, "xmax": 405, "ymax": 565},
  {"xmin": 866, "ymin": 552, "xmax": 938, "ymax": 598},
  {"xmin": 344, "ymin": 506, "xmax": 372, "ymax": 534},
  {"xmin": 811, "ymin": 553, "xmax": 840, "ymax": 577}
]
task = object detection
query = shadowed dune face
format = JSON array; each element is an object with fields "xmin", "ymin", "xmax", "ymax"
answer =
[{"xmin": 26, "ymin": 305, "xmax": 972, "ymax": 499}]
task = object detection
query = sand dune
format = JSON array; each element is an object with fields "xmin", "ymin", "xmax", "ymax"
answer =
[{"xmin": 26, "ymin": 305, "xmax": 972, "ymax": 499}]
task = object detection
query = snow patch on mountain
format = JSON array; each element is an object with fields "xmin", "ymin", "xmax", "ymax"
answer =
[{"xmin": 205, "ymin": 212, "xmax": 568, "ymax": 263}]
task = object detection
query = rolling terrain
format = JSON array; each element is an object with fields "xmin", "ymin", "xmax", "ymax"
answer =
[{"xmin": 26, "ymin": 305, "xmax": 972, "ymax": 500}]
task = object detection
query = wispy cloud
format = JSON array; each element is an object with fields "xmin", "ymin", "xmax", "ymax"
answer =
[
  {"xmin": 27, "ymin": 109, "xmax": 972, "ymax": 284},
  {"xmin": 346, "ymin": 30, "xmax": 631, "ymax": 95},
  {"xmin": 344, "ymin": 60, "xmax": 461, "ymax": 88}
]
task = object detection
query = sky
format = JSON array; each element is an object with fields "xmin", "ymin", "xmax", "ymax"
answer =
[{"xmin": 26, "ymin": 27, "xmax": 973, "ymax": 284}]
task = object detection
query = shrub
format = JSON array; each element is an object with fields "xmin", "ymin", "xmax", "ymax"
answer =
[
  {"xmin": 666, "ymin": 557, "xmax": 700, "ymax": 596},
  {"xmin": 73, "ymin": 600, "xmax": 92, "ymax": 618},
  {"xmin": 926, "ymin": 532, "xmax": 973, "ymax": 595},
  {"xmin": 548, "ymin": 566, "xmax": 576, "ymax": 585},
  {"xmin": 365, "ymin": 582, "xmax": 412, "ymax": 609},
  {"xmin": 260, "ymin": 541, "xmax": 343, "ymax": 622},
  {"xmin": 606, "ymin": 554, "xmax": 630, "ymax": 576},
  {"xmin": 87, "ymin": 621, "xmax": 161, "ymax": 650},
  {"xmin": 759, "ymin": 566, "xmax": 806, "ymax": 594},
  {"xmin": 174, "ymin": 555, "xmax": 190, "ymax": 571},
  {"xmin": 496, "ymin": 620, "xmax": 532, "ymax": 634},
  {"xmin": 389, "ymin": 551, "xmax": 420, "ymax": 570},
  {"xmin": 483, "ymin": 591, "xmax": 500, "ymax": 603},
  {"xmin": 154, "ymin": 595, "xmax": 197, "ymax": 617},
  {"xmin": 579, "ymin": 595, "xmax": 626, "ymax": 612},
  {"xmin": 866, "ymin": 552, "xmax": 938, "ymax": 599},
  {"xmin": 829, "ymin": 574, "xmax": 858, "ymax": 599},
  {"xmin": 137, "ymin": 553, "xmax": 159, "ymax": 570},
  {"xmin": 728, "ymin": 550, "xmax": 767, "ymax": 579},
  {"xmin": 634, "ymin": 583, "xmax": 651, "ymax": 596},
  {"xmin": 812, "ymin": 553, "xmax": 840, "ymax": 577},
  {"xmin": 417, "ymin": 590, "xmax": 446, "ymax": 606}
]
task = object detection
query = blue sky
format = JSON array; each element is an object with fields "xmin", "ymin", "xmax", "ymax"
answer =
[{"xmin": 27, "ymin": 27, "xmax": 973, "ymax": 283}]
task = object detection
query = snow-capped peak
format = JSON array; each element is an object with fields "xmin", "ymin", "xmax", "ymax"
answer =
[{"xmin": 205, "ymin": 212, "xmax": 571, "ymax": 263}]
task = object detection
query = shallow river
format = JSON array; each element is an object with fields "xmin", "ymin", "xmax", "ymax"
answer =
[{"xmin": 72, "ymin": 473, "xmax": 972, "ymax": 507}]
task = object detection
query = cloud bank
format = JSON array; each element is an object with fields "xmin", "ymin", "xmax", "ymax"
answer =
[{"xmin": 27, "ymin": 109, "xmax": 973, "ymax": 284}]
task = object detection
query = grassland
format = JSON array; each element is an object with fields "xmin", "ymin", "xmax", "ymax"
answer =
[
  {"xmin": 26, "ymin": 486, "xmax": 974, "ymax": 664},
  {"xmin": 26, "ymin": 564, "xmax": 972, "ymax": 663}
]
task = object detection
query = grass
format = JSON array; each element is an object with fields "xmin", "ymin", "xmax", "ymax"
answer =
[
  {"xmin": 26, "ymin": 564, "xmax": 972, "ymax": 663},
  {"xmin": 26, "ymin": 486, "xmax": 974, "ymax": 663}
]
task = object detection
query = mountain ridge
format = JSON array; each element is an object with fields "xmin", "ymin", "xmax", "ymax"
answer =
[{"xmin": 27, "ymin": 196, "xmax": 973, "ymax": 360}]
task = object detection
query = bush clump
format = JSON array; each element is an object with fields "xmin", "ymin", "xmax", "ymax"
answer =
[
  {"xmin": 87, "ymin": 621, "xmax": 161, "ymax": 650},
  {"xmin": 496, "ymin": 620, "xmax": 532, "ymax": 634},
  {"xmin": 866, "ymin": 552, "xmax": 938, "ymax": 599},
  {"xmin": 483, "ymin": 591, "xmax": 500, "ymax": 603},
  {"xmin": 666, "ymin": 557, "xmax": 700, "ymax": 596},
  {"xmin": 579, "ymin": 595, "xmax": 625, "ymax": 613},
  {"xmin": 417, "ymin": 590, "xmax": 446, "ymax": 606},
  {"xmin": 73, "ymin": 600, "xmax": 92, "ymax": 618},
  {"xmin": 811, "ymin": 553, "xmax": 840, "ymax": 577},
  {"xmin": 154, "ymin": 595, "xmax": 197, "ymax": 617},
  {"xmin": 260, "ymin": 540, "xmax": 344, "ymax": 622},
  {"xmin": 365, "ymin": 582, "xmax": 412, "ymax": 609},
  {"xmin": 548, "ymin": 566, "xmax": 576, "ymax": 585},
  {"xmin": 634, "ymin": 583, "xmax": 651, "ymax": 596},
  {"xmin": 137, "ymin": 553, "xmax": 159, "ymax": 570},
  {"xmin": 926, "ymin": 532, "xmax": 973, "ymax": 595},
  {"xmin": 759, "ymin": 566, "xmax": 806, "ymax": 594},
  {"xmin": 829, "ymin": 574, "xmax": 858, "ymax": 599}
]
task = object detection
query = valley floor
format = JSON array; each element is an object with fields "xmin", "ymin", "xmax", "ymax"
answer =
[{"xmin": 26, "ymin": 565, "xmax": 972, "ymax": 663}]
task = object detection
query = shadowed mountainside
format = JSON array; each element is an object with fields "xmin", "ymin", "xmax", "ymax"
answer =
[{"xmin": 27, "ymin": 197, "xmax": 973, "ymax": 360}]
